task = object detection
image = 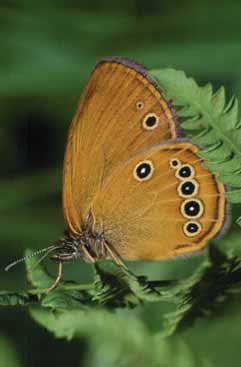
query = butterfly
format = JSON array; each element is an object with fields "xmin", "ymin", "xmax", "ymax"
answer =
[{"xmin": 5, "ymin": 57, "xmax": 227, "ymax": 291}]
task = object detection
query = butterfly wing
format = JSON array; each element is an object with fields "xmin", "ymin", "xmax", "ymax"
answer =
[
  {"xmin": 90, "ymin": 141, "xmax": 227, "ymax": 260},
  {"xmin": 63, "ymin": 57, "xmax": 180, "ymax": 233}
]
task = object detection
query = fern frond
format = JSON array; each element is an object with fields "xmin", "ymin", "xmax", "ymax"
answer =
[
  {"xmin": 0, "ymin": 291, "xmax": 37, "ymax": 306},
  {"xmin": 150, "ymin": 68, "xmax": 241, "ymax": 225},
  {"xmin": 163, "ymin": 244, "xmax": 241, "ymax": 335}
]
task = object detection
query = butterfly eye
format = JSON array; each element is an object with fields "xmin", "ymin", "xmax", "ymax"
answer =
[
  {"xmin": 178, "ymin": 179, "xmax": 199, "ymax": 198},
  {"xmin": 183, "ymin": 221, "xmax": 202, "ymax": 237},
  {"xmin": 181, "ymin": 198, "xmax": 204, "ymax": 219},
  {"xmin": 133, "ymin": 160, "xmax": 154, "ymax": 181},
  {"xmin": 142, "ymin": 113, "xmax": 159, "ymax": 130},
  {"xmin": 176, "ymin": 164, "xmax": 195, "ymax": 180},
  {"xmin": 136, "ymin": 100, "xmax": 144, "ymax": 110},
  {"xmin": 170, "ymin": 158, "xmax": 181, "ymax": 169}
]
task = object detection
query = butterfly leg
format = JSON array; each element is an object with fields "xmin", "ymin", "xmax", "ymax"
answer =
[
  {"xmin": 82, "ymin": 244, "xmax": 96, "ymax": 263},
  {"xmin": 104, "ymin": 241, "xmax": 127, "ymax": 268},
  {"xmin": 47, "ymin": 261, "xmax": 63, "ymax": 293}
]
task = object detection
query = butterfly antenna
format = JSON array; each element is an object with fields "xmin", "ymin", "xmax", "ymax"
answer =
[
  {"xmin": 27, "ymin": 246, "xmax": 58, "ymax": 274},
  {"xmin": 5, "ymin": 246, "xmax": 57, "ymax": 272}
]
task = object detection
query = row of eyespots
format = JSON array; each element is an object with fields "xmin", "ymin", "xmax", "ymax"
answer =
[
  {"xmin": 170, "ymin": 158, "xmax": 203, "ymax": 237},
  {"xmin": 132, "ymin": 158, "xmax": 203, "ymax": 237},
  {"xmin": 136, "ymin": 100, "xmax": 160, "ymax": 131}
]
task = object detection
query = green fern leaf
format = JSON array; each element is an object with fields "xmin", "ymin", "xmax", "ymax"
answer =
[
  {"xmin": 41, "ymin": 289, "xmax": 88, "ymax": 309},
  {"xmin": 218, "ymin": 172, "xmax": 241, "ymax": 186},
  {"xmin": 150, "ymin": 68, "xmax": 241, "ymax": 207},
  {"xmin": 0, "ymin": 291, "xmax": 37, "ymax": 307},
  {"xmin": 25, "ymin": 248, "xmax": 55, "ymax": 289},
  {"xmin": 236, "ymin": 218, "xmax": 241, "ymax": 227},
  {"xmin": 163, "ymin": 244, "xmax": 241, "ymax": 334}
]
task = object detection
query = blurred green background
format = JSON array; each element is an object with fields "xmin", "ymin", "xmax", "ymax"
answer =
[{"xmin": 0, "ymin": 0, "xmax": 241, "ymax": 366}]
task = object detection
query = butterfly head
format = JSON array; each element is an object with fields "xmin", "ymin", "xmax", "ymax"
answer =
[
  {"xmin": 51, "ymin": 230, "xmax": 106, "ymax": 263},
  {"xmin": 50, "ymin": 234, "xmax": 82, "ymax": 262},
  {"xmin": 50, "ymin": 244, "xmax": 79, "ymax": 262}
]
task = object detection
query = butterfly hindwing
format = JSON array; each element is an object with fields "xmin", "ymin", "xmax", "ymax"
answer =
[{"xmin": 90, "ymin": 141, "xmax": 226, "ymax": 260}]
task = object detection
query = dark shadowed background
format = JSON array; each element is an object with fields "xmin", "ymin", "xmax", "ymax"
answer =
[{"xmin": 0, "ymin": 1, "xmax": 241, "ymax": 366}]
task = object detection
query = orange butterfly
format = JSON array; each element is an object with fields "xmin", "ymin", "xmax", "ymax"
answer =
[{"xmin": 5, "ymin": 57, "xmax": 227, "ymax": 291}]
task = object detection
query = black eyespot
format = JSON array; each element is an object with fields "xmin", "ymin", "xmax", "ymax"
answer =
[
  {"xmin": 183, "ymin": 221, "xmax": 202, "ymax": 237},
  {"xmin": 142, "ymin": 113, "xmax": 159, "ymax": 130},
  {"xmin": 179, "ymin": 166, "xmax": 191, "ymax": 177},
  {"xmin": 146, "ymin": 116, "xmax": 157, "ymax": 127},
  {"xmin": 181, "ymin": 181, "xmax": 195, "ymax": 195},
  {"xmin": 170, "ymin": 158, "xmax": 181, "ymax": 169},
  {"xmin": 136, "ymin": 163, "xmax": 151, "ymax": 178},
  {"xmin": 186, "ymin": 222, "xmax": 199, "ymax": 233},
  {"xmin": 178, "ymin": 179, "xmax": 199, "ymax": 198},
  {"xmin": 176, "ymin": 164, "xmax": 195, "ymax": 180},
  {"xmin": 184, "ymin": 201, "xmax": 200, "ymax": 216},
  {"xmin": 181, "ymin": 199, "xmax": 203, "ymax": 218},
  {"xmin": 134, "ymin": 160, "xmax": 154, "ymax": 181},
  {"xmin": 136, "ymin": 101, "xmax": 144, "ymax": 110}
]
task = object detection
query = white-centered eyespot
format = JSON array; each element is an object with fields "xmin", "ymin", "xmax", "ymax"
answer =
[
  {"xmin": 183, "ymin": 221, "xmax": 202, "ymax": 237},
  {"xmin": 177, "ymin": 179, "xmax": 199, "ymax": 198},
  {"xmin": 181, "ymin": 198, "xmax": 204, "ymax": 219},
  {"xmin": 142, "ymin": 113, "xmax": 159, "ymax": 130},
  {"xmin": 175, "ymin": 164, "xmax": 195, "ymax": 180},
  {"xmin": 133, "ymin": 160, "xmax": 154, "ymax": 181},
  {"xmin": 136, "ymin": 100, "xmax": 144, "ymax": 110},
  {"xmin": 169, "ymin": 158, "xmax": 181, "ymax": 169}
]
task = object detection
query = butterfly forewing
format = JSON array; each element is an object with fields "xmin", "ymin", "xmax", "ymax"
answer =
[{"xmin": 63, "ymin": 57, "xmax": 180, "ymax": 230}]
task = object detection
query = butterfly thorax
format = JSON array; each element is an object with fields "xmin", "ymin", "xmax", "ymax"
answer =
[{"xmin": 51, "ymin": 230, "xmax": 107, "ymax": 263}]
